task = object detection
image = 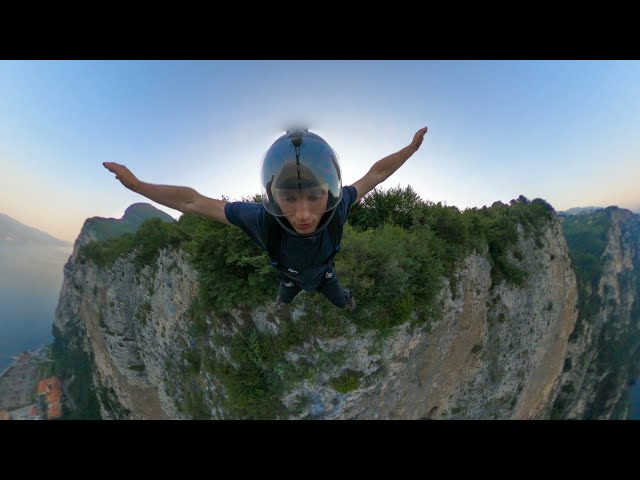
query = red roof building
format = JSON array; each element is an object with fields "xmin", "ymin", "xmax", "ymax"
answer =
[{"xmin": 37, "ymin": 377, "xmax": 63, "ymax": 419}]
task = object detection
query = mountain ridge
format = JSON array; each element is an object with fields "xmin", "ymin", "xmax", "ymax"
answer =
[{"xmin": 0, "ymin": 213, "xmax": 72, "ymax": 246}]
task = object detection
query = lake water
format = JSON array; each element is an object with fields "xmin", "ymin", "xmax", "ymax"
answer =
[
  {"xmin": 0, "ymin": 242, "xmax": 72, "ymax": 372},
  {"xmin": 629, "ymin": 381, "xmax": 640, "ymax": 420}
]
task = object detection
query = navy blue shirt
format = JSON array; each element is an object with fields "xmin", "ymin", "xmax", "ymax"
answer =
[{"xmin": 224, "ymin": 185, "xmax": 357, "ymax": 290}]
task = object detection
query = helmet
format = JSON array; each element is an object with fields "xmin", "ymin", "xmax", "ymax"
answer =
[{"xmin": 260, "ymin": 129, "xmax": 342, "ymax": 218}]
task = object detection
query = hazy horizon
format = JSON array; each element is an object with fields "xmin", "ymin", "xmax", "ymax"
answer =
[{"xmin": 2, "ymin": 60, "xmax": 640, "ymax": 242}]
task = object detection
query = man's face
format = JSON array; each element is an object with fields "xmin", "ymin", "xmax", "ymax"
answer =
[{"xmin": 274, "ymin": 185, "xmax": 329, "ymax": 234}]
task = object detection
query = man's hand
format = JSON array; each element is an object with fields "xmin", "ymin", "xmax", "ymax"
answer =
[
  {"xmin": 410, "ymin": 127, "xmax": 428, "ymax": 151},
  {"xmin": 352, "ymin": 126, "xmax": 429, "ymax": 204},
  {"xmin": 103, "ymin": 162, "xmax": 140, "ymax": 192}
]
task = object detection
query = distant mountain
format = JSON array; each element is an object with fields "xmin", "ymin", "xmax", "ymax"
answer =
[
  {"xmin": 71, "ymin": 203, "xmax": 176, "ymax": 258},
  {"xmin": 86, "ymin": 203, "xmax": 175, "ymax": 241},
  {"xmin": 558, "ymin": 206, "xmax": 603, "ymax": 217},
  {"xmin": 0, "ymin": 213, "xmax": 72, "ymax": 246}
]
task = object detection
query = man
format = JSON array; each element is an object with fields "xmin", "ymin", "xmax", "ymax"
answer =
[{"xmin": 103, "ymin": 126, "xmax": 427, "ymax": 310}]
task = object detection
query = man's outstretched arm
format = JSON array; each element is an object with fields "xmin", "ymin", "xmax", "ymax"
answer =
[
  {"xmin": 102, "ymin": 162, "xmax": 230, "ymax": 225},
  {"xmin": 351, "ymin": 127, "xmax": 428, "ymax": 204}
]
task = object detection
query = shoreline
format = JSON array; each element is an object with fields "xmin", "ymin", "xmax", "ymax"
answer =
[{"xmin": 0, "ymin": 343, "xmax": 50, "ymax": 382}]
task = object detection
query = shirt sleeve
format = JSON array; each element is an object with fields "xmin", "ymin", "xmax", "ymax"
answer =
[
  {"xmin": 337, "ymin": 185, "xmax": 358, "ymax": 225},
  {"xmin": 223, "ymin": 202, "xmax": 268, "ymax": 251}
]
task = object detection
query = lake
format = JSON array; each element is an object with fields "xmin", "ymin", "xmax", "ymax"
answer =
[
  {"xmin": 629, "ymin": 381, "xmax": 640, "ymax": 420},
  {"xmin": 0, "ymin": 242, "xmax": 72, "ymax": 372}
]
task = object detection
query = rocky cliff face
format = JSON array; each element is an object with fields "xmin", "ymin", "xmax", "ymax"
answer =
[
  {"xmin": 55, "ymin": 248, "xmax": 197, "ymax": 419},
  {"xmin": 545, "ymin": 208, "xmax": 640, "ymax": 419},
  {"xmin": 321, "ymin": 218, "xmax": 577, "ymax": 420},
  {"xmin": 54, "ymin": 208, "xmax": 609, "ymax": 419}
]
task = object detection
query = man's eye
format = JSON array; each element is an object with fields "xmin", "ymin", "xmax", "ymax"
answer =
[
  {"xmin": 307, "ymin": 195, "xmax": 321, "ymax": 202},
  {"xmin": 284, "ymin": 197, "xmax": 297, "ymax": 203}
]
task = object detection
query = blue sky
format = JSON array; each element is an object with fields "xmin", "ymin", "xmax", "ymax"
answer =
[{"xmin": 1, "ymin": 60, "xmax": 639, "ymax": 242}]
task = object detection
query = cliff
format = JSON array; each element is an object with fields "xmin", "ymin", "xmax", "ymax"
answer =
[{"xmin": 51, "ymin": 199, "xmax": 640, "ymax": 419}]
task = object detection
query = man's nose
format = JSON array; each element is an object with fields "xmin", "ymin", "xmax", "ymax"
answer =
[{"xmin": 295, "ymin": 199, "xmax": 311, "ymax": 219}]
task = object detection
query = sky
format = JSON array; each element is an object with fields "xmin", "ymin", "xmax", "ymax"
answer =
[{"xmin": 1, "ymin": 60, "xmax": 639, "ymax": 243}]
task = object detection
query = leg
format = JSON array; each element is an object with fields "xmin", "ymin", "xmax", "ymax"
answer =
[
  {"xmin": 277, "ymin": 278, "xmax": 302, "ymax": 304},
  {"xmin": 317, "ymin": 273, "xmax": 354, "ymax": 309}
]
